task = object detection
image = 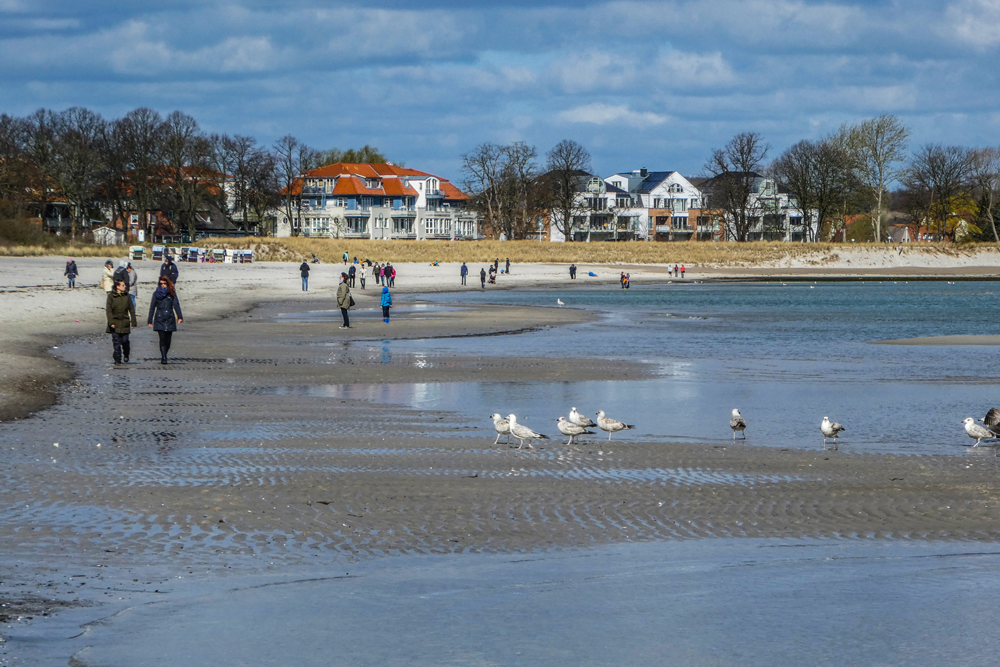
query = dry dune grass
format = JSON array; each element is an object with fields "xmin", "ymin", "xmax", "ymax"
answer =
[
  {"xmin": 0, "ymin": 243, "xmax": 117, "ymax": 258},
  {"xmin": 191, "ymin": 237, "xmax": 997, "ymax": 267}
]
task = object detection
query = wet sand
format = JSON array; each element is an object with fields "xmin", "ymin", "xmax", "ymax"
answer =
[
  {"xmin": 877, "ymin": 334, "xmax": 1000, "ymax": 345},
  {"xmin": 5, "ymin": 257, "xmax": 1000, "ymax": 662}
]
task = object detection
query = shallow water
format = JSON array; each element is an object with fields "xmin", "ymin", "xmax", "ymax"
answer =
[
  {"xmin": 70, "ymin": 538, "xmax": 1000, "ymax": 667},
  {"xmin": 354, "ymin": 281, "xmax": 1000, "ymax": 455}
]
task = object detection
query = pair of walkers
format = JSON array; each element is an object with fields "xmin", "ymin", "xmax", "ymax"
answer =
[
  {"xmin": 335, "ymin": 273, "xmax": 392, "ymax": 328},
  {"xmin": 105, "ymin": 275, "xmax": 182, "ymax": 365}
]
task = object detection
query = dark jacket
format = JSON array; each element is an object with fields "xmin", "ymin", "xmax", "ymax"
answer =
[
  {"xmin": 461, "ymin": 264, "xmax": 468, "ymax": 276},
  {"xmin": 160, "ymin": 260, "xmax": 179, "ymax": 283},
  {"xmin": 300, "ymin": 262, "xmax": 310, "ymax": 277},
  {"xmin": 106, "ymin": 291, "xmax": 137, "ymax": 334},
  {"xmin": 64, "ymin": 261, "xmax": 78, "ymax": 278},
  {"xmin": 113, "ymin": 266, "xmax": 129, "ymax": 287},
  {"xmin": 480, "ymin": 268, "xmax": 486, "ymax": 281},
  {"xmin": 348, "ymin": 265, "xmax": 356, "ymax": 277},
  {"xmin": 148, "ymin": 290, "xmax": 183, "ymax": 332}
]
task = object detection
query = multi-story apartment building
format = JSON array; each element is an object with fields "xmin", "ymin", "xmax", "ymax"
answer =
[
  {"xmin": 697, "ymin": 172, "xmax": 815, "ymax": 242},
  {"xmin": 276, "ymin": 163, "xmax": 478, "ymax": 240},
  {"xmin": 606, "ymin": 170, "xmax": 706, "ymax": 241}
]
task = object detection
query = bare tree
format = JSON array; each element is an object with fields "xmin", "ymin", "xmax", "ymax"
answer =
[
  {"xmin": 545, "ymin": 139, "xmax": 591, "ymax": 242},
  {"xmin": 704, "ymin": 132, "xmax": 769, "ymax": 241},
  {"xmin": 0, "ymin": 114, "xmax": 35, "ymax": 217},
  {"xmin": 119, "ymin": 108, "xmax": 166, "ymax": 240},
  {"xmin": 846, "ymin": 115, "xmax": 909, "ymax": 241},
  {"xmin": 903, "ymin": 145, "xmax": 975, "ymax": 241},
  {"xmin": 770, "ymin": 137, "xmax": 856, "ymax": 242},
  {"xmin": 462, "ymin": 143, "xmax": 507, "ymax": 239},
  {"xmin": 49, "ymin": 108, "xmax": 106, "ymax": 239},
  {"xmin": 969, "ymin": 147, "xmax": 1000, "ymax": 242},
  {"xmin": 502, "ymin": 141, "xmax": 539, "ymax": 240},
  {"xmin": 273, "ymin": 135, "xmax": 316, "ymax": 237},
  {"xmin": 160, "ymin": 111, "xmax": 213, "ymax": 240}
]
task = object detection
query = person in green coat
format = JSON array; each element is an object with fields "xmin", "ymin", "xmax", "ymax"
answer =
[
  {"xmin": 336, "ymin": 272, "xmax": 352, "ymax": 329},
  {"xmin": 106, "ymin": 278, "xmax": 137, "ymax": 365}
]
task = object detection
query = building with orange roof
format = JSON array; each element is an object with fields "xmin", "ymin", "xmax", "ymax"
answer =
[{"xmin": 276, "ymin": 163, "xmax": 478, "ymax": 240}]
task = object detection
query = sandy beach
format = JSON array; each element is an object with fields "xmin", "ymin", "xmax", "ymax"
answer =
[{"xmin": 3, "ymin": 251, "xmax": 1000, "ymax": 664}]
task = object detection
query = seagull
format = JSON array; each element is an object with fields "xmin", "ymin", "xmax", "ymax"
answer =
[
  {"xmin": 490, "ymin": 413, "xmax": 511, "ymax": 445},
  {"xmin": 556, "ymin": 417, "xmax": 594, "ymax": 445},
  {"xmin": 820, "ymin": 416, "xmax": 845, "ymax": 445},
  {"xmin": 507, "ymin": 414, "xmax": 549, "ymax": 450},
  {"xmin": 978, "ymin": 408, "xmax": 1000, "ymax": 436},
  {"xmin": 729, "ymin": 408, "xmax": 747, "ymax": 440},
  {"xmin": 557, "ymin": 298, "xmax": 565, "ymax": 306},
  {"xmin": 964, "ymin": 417, "xmax": 994, "ymax": 447},
  {"xmin": 568, "ymin": 407, "xmax": 596, "ymax": 429},
  {"xmin": 596, "ymin": 410, "xmax": 635, "ymax": 441}
]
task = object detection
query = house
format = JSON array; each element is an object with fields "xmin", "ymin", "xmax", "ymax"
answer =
[
  {"xmin": 276, "ymin": 163, "xmax": 478, "ymax": 240},
  {"xmin": 547, "ymin": 172, "xmax": 647, "ymax": 242},
  {"xmin": 92, "ymin": 225, "xmax": 126, "ymax": 245},
  {"xmin": 698, "ymin": 172, "xmax": 814, "ymax": 242},
  {"xmin": 606, "ymin": 169, "xmax": 704, "ymax": 241}
]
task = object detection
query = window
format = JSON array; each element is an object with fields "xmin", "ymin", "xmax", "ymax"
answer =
[
  {"xmin": 668, "ymin": 183, "xmax": 683, "ymax": 193},
  {"xmin": 672, "ymin": 216, "xmax": 687, "ymax": 229},
  {"xmin": 335, "ymin": 197, "xmax": 346, "ymax": 208},
  {"xmin": 653, "ymin": 198, "xmax": 661, "ymax": 209},
  {"xmin": 361, "ymin": 196, "xmax": 372, "ymax": 210}
]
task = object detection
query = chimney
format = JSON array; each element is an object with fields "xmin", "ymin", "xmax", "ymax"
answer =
[{"xmin": 640, "ymin": 168, "xmax": 648, "ymax": 177}]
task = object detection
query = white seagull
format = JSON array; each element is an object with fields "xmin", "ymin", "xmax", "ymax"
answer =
[
  {"xmin": 730, "ymin": 408, "xmax": 747, "ymax": 440},
  {"xmin": 490, "ymin": 412, "xmax": 511, "ymax": 445},
  {"xmin": 596, "ymin": 410, "xmax": 635, "ymax": 441},
  {"xmin": 507, "ymin": 414, "xmax": 549, "ymax": 450},
  {"xmin": 978, "ymin": 408, "xmax": 1000, "ymax": 436},
  {"xmin": 556, "ymin": 417, "xmax": 594, "ymax": 445},
  {"xmin": 557, "ymin": 298, "xmax": 565, "ymax": 306},
  {"xmin": 820, "ymin": 416, "xmax": 845, "ymax": 444},
  {"xmin": 568, "ymin": 407, "xmax": 596, "ymax": 429},
  {"xmin": 964, "ymin": 417, "xmax": 994, "ymax": 447}
]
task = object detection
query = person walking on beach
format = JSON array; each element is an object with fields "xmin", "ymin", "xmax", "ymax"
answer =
[
  {"xmin": 480, "ymin": 267, "xmax": 486, "ymax": 288},
  {"xmin": 64, "ymin": 257, "xmax": 78, "ymax": 289},
  {"xmin": 106, "ymin": 278, "xmax": 137, "ymax": 365},
  {"xmin": 505, "ymin": 258, "xmax": 511, "ymax": 275},
  {"xmin": 160, "ymin": 254, "xmax": 179, "ymax": 284},
  {"xmin": 127, "ymin": 262, "xmax": 138, "ymax": 308},
  {"xmin": 667, "ymin": 265, "xmax": 673, "ymax": 278},
  {"xmin": 359, "ymin": 262, "xmax": 367, "ymax": 290},
  {"xmin": 673, "ymin": 264, "xmax": 679, "ymax": 278},
  {"xmin": 113, "ymin": 260, "xmax": 129, "ymax": 289},
  {"xmin": 381, "ymin": 286, "xmax": 393, "ymax": 323},
  {"xmin": 620, "ymin": 272, "xmax": 626, "ymax": 289},
  {"xmin": 148, "ymin": 275, "xmax": 183, "ymax": 365},
  {"xmin": 336, "ymin": 272, "xmax": 352, "ymax": 329},
  {"xmin": 389, "ymin": 263, "xmax": 396, "ymax": 287},
  {"xmin": 348, "ymin": 263, "xmax": 356, "ymax": 287},
  {"xmin": 343, "ymin": 251, "xmax": 348, "ymax": 265},
  {"xmin": 101, "ymin": 260, "xmax": 115, "ymax": 293},
  {"xmin": 624, "ymin": 273, "xmax": 631, "ymax": 289},
  {"xmin": 569, "ymin": 264, "xmax": 576, "ymax": 280},
  {"xmin": 681, "ymin": 265, "xmax": 686, "ymax": 278},
  {"xmin": 299, "ymin": 260, "xmax": 310, "ymax": 291},
  {"xmin": 460, "ymin": 262, "xmax": 468, "ymax": 286}
]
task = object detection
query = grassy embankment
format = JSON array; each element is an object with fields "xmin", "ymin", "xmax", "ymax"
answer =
[{"xmin": 190, "ymin": 237, "xmax": 996, "ymax": 266}]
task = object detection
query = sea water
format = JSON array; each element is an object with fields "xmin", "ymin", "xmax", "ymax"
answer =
[{"xmin": 369, "ymin": 281, "xmax": 1000, "ymax": 455}]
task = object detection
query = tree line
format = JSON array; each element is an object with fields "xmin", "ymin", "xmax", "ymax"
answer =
[{"xmin": 0, "ymin": 107, "xmax": 388, "ymax": 239}]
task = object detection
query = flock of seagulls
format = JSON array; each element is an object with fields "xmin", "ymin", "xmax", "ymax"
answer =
[
  {"xmin": 490, "ymin": 407, "xmax": 634, "ymax": 449},
  {"xmin": 492, "ymin": 405, "xmax": 1000, "ymax": 450}
]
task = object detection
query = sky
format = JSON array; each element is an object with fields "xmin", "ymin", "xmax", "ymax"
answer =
[{"xmin": 2, "ymin": 0, "xmax": 999, "ymax": 183}]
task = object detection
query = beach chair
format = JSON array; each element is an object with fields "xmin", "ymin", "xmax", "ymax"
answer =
[
  {"xmin": 129, "ymin": 246, "xmax": 145, "ymax": 261},
  {"xmin": 152, "ymin": 245, "xmax": 164, "ymax": 261}
]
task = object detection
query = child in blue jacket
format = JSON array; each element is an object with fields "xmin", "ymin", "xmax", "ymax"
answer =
[{"xmin": 381, "ymin": 286, "xmax": 393, "ymax": 323}]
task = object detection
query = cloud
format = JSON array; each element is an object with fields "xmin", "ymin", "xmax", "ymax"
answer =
[
  {"xmin": 558, "ymin": 103, "xmax": 668, "ymax": 127},
  {"xmin": 946, "ymin": 0, "xmax": 1000, "ymax": 48},
  {"xmin": 654, "ymin": 51, "xmax": 735, "ymax": 88}
]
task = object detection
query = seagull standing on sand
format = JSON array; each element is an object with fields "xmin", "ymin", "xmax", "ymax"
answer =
[
  {"xmin": 596, "ymin": 410, "xmax": 635, "ymax": 441},
  {"xmin": 964, "ymin": 417, "xmax": 994, "ymax": 446},
  {"xmin": 978, "ymin": 408, "xmax": 1000, "ymax": 436},
  {"xmin": 730, "ymin": 408, "xmax": 747, "ymax": 440},
  {"xmin": 557, "ymin": 298, "xmax": 565, "ymax": 306},
  {"xmin": 820, "ymin": 416, "xmax": 845, "ymax": 444},
  {"xmin": 556, "ymin": 417, "xmax": 594, "ymax": 445},
  {"xmin": 507, "ymin": 414, "xmax": 549, "ymax": 450},
  {"xmin": 569, "ymin": 407, "xmax": 596, "ymax": 429},
  {"xmin": 490, "ymin": 413, "xmax": 511, "ymax": 445}
]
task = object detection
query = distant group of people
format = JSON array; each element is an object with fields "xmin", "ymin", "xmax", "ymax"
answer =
[
  {"xmin": 300, "ymin": 256, "xmax": 396, "ymax": 293},
  {"xmin": 667, "ymin": 264, "xmax": 686, "ymax": 278},
  {"xmin": 94, "ymin": 253, "xmax": 183, "ymax": 366},
  {"xmin": 462, "ymin": 257, "xmax": 511, "ymax": 289},
  {"xmin": 620, "ymin": 272, "xmax": 630, "ymax": 289}
]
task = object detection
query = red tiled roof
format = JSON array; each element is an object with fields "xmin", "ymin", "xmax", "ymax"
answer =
[
  {"xmin": 382, "ymin": 179, "xmax": 419, "ymax": 196},
  {"xmin": 441, "ymin": 181, "xmax": 469, "ymax": 201}
]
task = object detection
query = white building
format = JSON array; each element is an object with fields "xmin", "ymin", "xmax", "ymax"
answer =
[
  {"xmin": 606, "ymin": 169, "xmax": 705, "ymax": 241},
  {"xmin": 276, "ymin": 163, "xmax": 478, "ymax": 240},
  {"xmin": 548, "ymin": 173, "xmax": 647, "ymax": 242}
]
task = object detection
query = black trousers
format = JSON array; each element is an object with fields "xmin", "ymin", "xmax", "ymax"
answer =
[
  {"xmin": 341, "ymin": 307, "xmax": 350, "ymax": 327},
  {"xmin": 157, "ymin": 330, "xmax": 173, "ymax": 361},
  {"xmin": 382, "ymin": 305, "xmax": 390, "ymax": 321},
  {"xmin": 111, "ymin": 332, "xmax": 130, "ymax": 363}
]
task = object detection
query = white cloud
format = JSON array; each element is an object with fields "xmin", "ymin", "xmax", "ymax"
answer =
[
  {"xmin": 558, "ymin": 102, "xmax": 668, "ymax": 127},
  {"xmin": 654, "ymin": 50, "xmax": 735, "ymax": 88},
  {"xmin": 946, "ymin": 0, "xmax": 1000, "ymax": 48},
  {"xmin": 550, "ymin": 51, "xmax": 636, "ymax": 93}
]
